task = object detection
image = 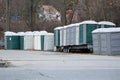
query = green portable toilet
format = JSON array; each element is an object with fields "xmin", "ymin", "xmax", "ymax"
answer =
[
  {"xmin": 39, "ymin": 31, "xmax": 48, "ymax": 51},
  {"xmin": 54, "ymin": 27, "xmax": 63, "ymax": 51},
  {"xmin": 17, "ymin": 32, "xmax": 25, "ymax": 50},
  {"xmin": 79, "ymin": 20, "xmax": 98, "ymax": 46},
  {"xmin": 98, "ymin": 21, "xmax": 116, "ymax": 28},
  {"xmin": 5, "ymin": 31, "xmax": 20, "ymax": 50}
]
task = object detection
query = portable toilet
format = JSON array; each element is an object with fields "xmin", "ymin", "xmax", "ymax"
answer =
[
  {"xmin": 63, "ymin": 26, "xmax": 67, "ymax": 47},
  {"xmin": 54, "ymin": 27, "xmax": 63, "ymax": 51},
  {"xmin": 68, "ymin": 23, "xmax": 80, "ymax": 46},
  {"xmin": 98, "ymin": 21, "xmax": 116, "ymax": 28},
  {"xmin": 33, "ymin": 31, "xmax": 41, "ymax": 50},
  {"xmin": 4, "ymin": 31, "xmax": 20, "ymax": 50},
  {"xmin": 24, "ymin": 31, "xmax": 34, "ymax": 50},
  {"xmin": 92, "ymin": 28, "xmax": 120, "ymax": 55},
  {"xmin": 65, "ymin": 25, "xmax": 72, "ymax": 46},
  {"xmin": 44, "ymin": 33, "xmax": 54, "ymax": 51},
  {"xmin": 79, "ymin": 20, "xmax": 98, "ymax": 46},
  {"xmin": 17, "ymin": 32, "xmax": 25, "ymax": 50},
  {"xmin": 40, "ymin": 31, "xmax": 48, "ymax": 51}
]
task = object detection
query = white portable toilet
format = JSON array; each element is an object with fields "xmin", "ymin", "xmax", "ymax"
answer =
[
  {"xmin": 24, "ymin": 31, "xmax": 34, "ymax": 50},
  {"xmin": 44, "ymin": 33, "xmax": 54, "ymax": 51},
  {"xmin": 63, "ymin": 26, "xmax": 67, "ymax": 47},
  {"xmin": 33, "ymin": 31, "xmax": 41, "ymax": 50},
  {"xmin": 92, "ymin": 28, "xmax": 120, "ymax": 55}
]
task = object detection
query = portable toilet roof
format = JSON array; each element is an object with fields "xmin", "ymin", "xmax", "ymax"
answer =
[
  {"xmin": 92, "ymin": 28, "xmax": 120, "ymax": 33},
  {"xmin": 47, "ymin": 33, "xmax": 54, "ymax": 35},
  {"xmin": 68, "ymin": 24, "xmax": 76, "ymax": 28},
  {"xmin": 64, "ymin": 24, "xmax": 72, "ymax": 28},
  {"xmin": 54, "ymin": 26, "xmax": 63, "ymax": 30},
  {"xmin": 25, "ymin": 31, "xmax": 33, "ymax": 35},
  {"xmin": 17, "ymin": 32, "xmax": 25, "ymax": 36},
  {"xmin": 40, "ymin": 30, "xmax": 48, "ymax": 35},
  {"xmin": 81, "ymin": 20, "xmax": 97, "ymax": 24},
  {"xmin": 98, "ymin": 21, "xmax": 116, "ymax": 26},
  {"xmin": 5, "ymin": 31, "xmax": 17, "ymax": 36},
  {"xmin": 63, "ymin": 25, "xmax": 68, "ymax": 28},
  {"xmin": 33, "ymin": 31, "xmax": 41, "ymax": 35},
  {"xmin": 75, "ymin": 22, "xmax": 82, "ymax": 26}
]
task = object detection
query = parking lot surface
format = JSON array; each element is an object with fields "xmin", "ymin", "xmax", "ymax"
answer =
[{"xmin": 0, "ymin": 50, "xmax": 120, "ymax": 80}]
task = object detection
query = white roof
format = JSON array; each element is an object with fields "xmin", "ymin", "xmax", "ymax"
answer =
[
  {"xmin": 47, "ymin": 33, "xmax": 54, "ymax": 35},
  {"xmin": 33, "ymin": 31, "xmax": 41, "ymax": 35},
  {"xmin": 17, "ymin": 32, "xmax": 25, "ymax": 36},
  {"xmin": 92, "ymin": 28, "xmax": 120, "ymax": 33},
  {"xmin": 64, "ymin": 25, "xmax": 69, "ymax": 28},
  {"xmin": 98, "ymin": 21, "xmax": 116, "ymax": 26},
  {"xmin": 54, "ymin": 27, "xmax": 63, "ymax": 30},
  {"xmin": 81, "ymin": 20, "xmax": 97, "ymax": 24},
  {"xmin": 39, "ymin": 31, "xmax": 48, "ymax": 35},
  {"xmin": 68, "ymin": 24, "xmax": 76, "ymax": 28},
  {"xmin": 75, "ymin": 22, "xmax": 82, "ymax": 26},
  {"xmin": 5, "ymin": 31, "xmax": 17, "ymax": 36},
  {"xmin": 25, "ymin": 31, "xmax": 33, "ymax": 35}
]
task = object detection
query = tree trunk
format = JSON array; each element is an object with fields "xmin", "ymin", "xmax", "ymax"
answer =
[{"xmin": 6, "ymin": 0, "xmax": 11, "ymax": 31}]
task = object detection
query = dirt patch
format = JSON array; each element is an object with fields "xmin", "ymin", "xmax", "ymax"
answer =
[{"xmin": 0, "ymin": 59, "xmax": 11, "ymax": 67}]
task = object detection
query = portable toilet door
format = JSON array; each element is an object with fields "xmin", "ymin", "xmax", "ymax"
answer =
[
  {"xmin": 17, "ymin": 32, "xmax": 25, "ymax": 50},
  {"xmin": 40, "ymin": 31, "xmax": 48, "ymax": 51},
  {"xmin": 54, "ymin": 27, "xmax": 62, "ymax": 47},
  {"xmin": 5, "ymin": 31, "xmax": 20, "ymax": 50},
  {"xmin": 33, "ymin": 31, "xmax": 41, "ymax": 50},
  {"xmin": 79, "ymin": 20, "xmax": 98, "ymax": 46},
  {"xmin": 24, "ymin": 31, "xmax": 34, "ymax": 50},
  {"xmin": 98, "ymin": 21, "xmax": 116, "ymax": 28},
  {"xmin": 44, "ymin": 33, "xmax": 54, "ymax": 51},
  {"xmin": 41, "ymin": 35, "xmax": 44, "ymax": 51}
]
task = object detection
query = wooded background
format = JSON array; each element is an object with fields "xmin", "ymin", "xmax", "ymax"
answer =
[{"xmin": 0, "ymin": 0, "xmax": 120, "ymax": 34}]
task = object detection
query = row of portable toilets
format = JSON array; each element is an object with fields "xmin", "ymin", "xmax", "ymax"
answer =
[
  {"xmin": 54, "ymin": 20, "xmax": 120, "ymax": 55},
  {"xmin": 54, "ymin": 21, "xmax": 116, "ymax": 48},
  {"xmin": 4, "ymin": 20, "xmax": 120, "ymax": 55},
  {"xmin": 4, "ymin": 31, "xmax": 54, "ymax": 51}
]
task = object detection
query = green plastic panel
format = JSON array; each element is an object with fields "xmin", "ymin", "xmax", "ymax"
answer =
[
  {"xmin": 86, "ymin": 24, "xmax": 98, "ymax": 44},
  {"xmin": 58, "ymin": 30, "xmax": 60, "ymax": 46},
  {"xmin": 20, "ymin": 36, "xmax": 24, "ymax": 50},
  {"xmin": 7, "ymin": 36, "xmax": 20, "ymax": 49},
  {"xmin": 41, "ymin": 35, "xmax": 44, "ymax": 50},
  {"xmin": 54, "ymin": 30, "xmax": 56, "ymax": 46},
  {"xmin": 54, "ymin": 30, "xmax": 60, "ymax": 46},
  {"xmin": 79, "ymin": 24, "xmax": 83, "ymax": 44}
]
